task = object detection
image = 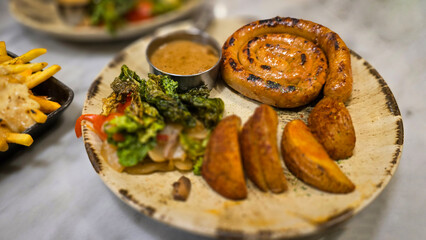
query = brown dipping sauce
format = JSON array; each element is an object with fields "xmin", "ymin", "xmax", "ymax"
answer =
[{"xmin": 150, "ymin": 40, "xmax": 219, "ymax": 75}]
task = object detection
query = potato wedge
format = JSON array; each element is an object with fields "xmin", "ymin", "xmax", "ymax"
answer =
[
  {"xmin": 241, "ymin": 105, "xmax": 288, "ymax": 193},
  {"xmin": 281, "ymin": 120, "xmax": 355, "ymax": 193},
  {"xmin": 308, "ymin": 97, "xmax": 356, "ymax": 159},
  {"xmin": 202, "ymin": 115, "xmax": 247, "ymax": 200}
]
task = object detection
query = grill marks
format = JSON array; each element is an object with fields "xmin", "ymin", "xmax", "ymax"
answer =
[
  {"xmin": 228, "ymin": 37, "xmax": 235, "ymax": 46},
  {"xmin": 223, "ymin": 37, "xmax": 236, "ymax": 50},
  {"xmin": 246, "ymin": 74, "xmax": 297, "ymax": 94},
  {"xmin": 229, "ymin": 58, "xmax": 240, "ymax": 72},
  {"xmin": 284, "ymin": 85, "xmax": 296, "ymax": 92},
  {"xmin": 228, "ymin": 16, "xmax": 331, "ymax": 101},
  {"xmin": 261, "ymin": 65, "xmax": 271, "ymax": 70},
  {"xmin": 238, "ymin": 30, "xmax": 313, "ymax": 94},
  {"xmin": 326, "ymin": 32, "xmax": 340, "ymax": 50},
  {"xmin": 301, "ymin": 53, "xmax": 307, "ymax": 65},
  {"xmin": 266, "ymin": 80, "xmax": 281, "ymax": 89},
  {"xmin": 247, "ymin": 37, "xmax": 259, "ymax": 47},
  {"xmin": 257, "ymin": 16, "xmax": 299, "ymax": 28},
  {"xmin": 229, "ymin": 58, "xmax": 237, "ymax": 69},
  {"xmin": 242, "ymin": 48, "xmax": 253, "ymax": 64},
  {"xmin": 247, "ymin": 74, "xmax": 262, "ymax": 82}
]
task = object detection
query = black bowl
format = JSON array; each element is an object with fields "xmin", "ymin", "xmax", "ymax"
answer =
[{"xmin": 0, "ymin": 51, "xmax": 74, "ymax": 160}]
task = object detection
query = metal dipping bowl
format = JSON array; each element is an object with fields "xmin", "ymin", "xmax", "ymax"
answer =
[{"xmin": 146, "ymin": 29, "xmax": 222, "ymax": 92}]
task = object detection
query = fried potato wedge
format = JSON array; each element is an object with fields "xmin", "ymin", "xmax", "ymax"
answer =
[
  {"xmin": 308, "ymin": 97, "xmax": 356, "ymax": 159},
  {"xmin": 241, "ymin": 105, "xmax": 288, "ymax": 193},
  {"xmin": 202, "ymin": 115, "xmax": 247, "ymax": 200},
  {"xmin": 281, "ymin": 120, "xmax": 355, "ymax": 193}
]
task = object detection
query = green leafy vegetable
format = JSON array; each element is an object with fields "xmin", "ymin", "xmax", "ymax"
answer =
[
  {"xmin": 179, "ymin": 86, "xmax": 224, "ymax": 129},
  {"xmin": 89, "ymin": 0, "xmax": 137, "ymax": 34},
  {"xmin": 140, "ymin": 74, "xmax": 197, "ymax": 128},
  {"xmin": 116, "ymin": 135, "xmax": 155, "ymax": 167},
  {"xmin": 179, "ymin": 133, "xmax": 209, "ymax": 175},
  {"xmin": 153, "ymin": 0, "xmax": 181, "ymax": 14},
  {"xmin": 192, "ymin": 156, "xmax": 203, "ymax": 176},
  {"xmin": 103, "ymin": 65, "xmax": 141, "ymax": 115},
  {"xmin": 104, "ymin": 112, "xmax": 165, "ymax": 167},
  {"xmin": 158, "ymin": 74, "xmax": 179, "ymax": 97},
  {"xmin": 101, "ymin": 65, "xmax": 224, "ymax": 172},
  {"xmin": 88, "ymin": 0, "xmax": 182, "ymax": 34},
  {"xmin": 103, "ymin": 66, "xmax": 166, "ymax": 167}
]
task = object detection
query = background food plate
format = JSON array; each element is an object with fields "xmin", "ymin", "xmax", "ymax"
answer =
[
  {"xmin": 82, "ymin": 19, "xmax": 403, "ymax": 239},
  {"xmin": 1, "ymin": 51, "xmax": 74, "ymax": 160},
  {"xmin": 9, "ymin": 0, "xmax": 203, "ymax": 42}
]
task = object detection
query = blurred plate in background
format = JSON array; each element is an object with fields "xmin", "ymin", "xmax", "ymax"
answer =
[{"xmin": 9, "ymin": 0, "xmax": 203, "ymax": 42}]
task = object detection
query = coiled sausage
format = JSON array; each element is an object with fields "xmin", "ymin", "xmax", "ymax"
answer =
[{"xmin": 221, "ymin": 17, "xmax": 352, "ymax": 108}]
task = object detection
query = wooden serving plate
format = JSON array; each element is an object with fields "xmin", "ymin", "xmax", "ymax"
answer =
[{"xmin": 81, "ymin": 19, "xmax": 403, "ymax": 239}]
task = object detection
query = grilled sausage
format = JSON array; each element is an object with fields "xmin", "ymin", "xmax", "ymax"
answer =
[{"xmin": 222, "ymin": 17, "xmax": 352, "ymax": 108}]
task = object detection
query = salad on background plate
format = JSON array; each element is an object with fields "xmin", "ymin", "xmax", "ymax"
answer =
[{"xmin": 9, "ymin": 0, "xmax": 203, "ymax": 41}]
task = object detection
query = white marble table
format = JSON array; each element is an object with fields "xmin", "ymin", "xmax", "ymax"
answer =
[{"xmin": 1, "ymin": 0, "xmax": 425, "ymax": 239}]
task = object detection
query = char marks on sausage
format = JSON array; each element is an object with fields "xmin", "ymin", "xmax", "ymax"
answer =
[{"xmin": 221, "ymin": 17, "xmax": 353, "ymax": 108}]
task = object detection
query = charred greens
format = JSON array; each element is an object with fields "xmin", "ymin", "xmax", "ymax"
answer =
[
  {"xmin": 179, "ymin": 86, "xmax": 224, "ymax": 129},
  {"xmin": 102, "ymin": 65, "xmax": 224, "ymax": 170},
  {"xmin": 140, "ymin": 74, "xmax": 196, "ymax": 128}
]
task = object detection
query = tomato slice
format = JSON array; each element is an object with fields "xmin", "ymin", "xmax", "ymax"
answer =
[
  {"xmin": 76, "ymin": 95, "xmax": 132, "ymax": 140},
  {"xmin": 126, "ymin": 2, "xmax": 153, "ymax": 22},
  {"xmin": 116, "ymin": 97, "xmax": 132, "ymax": 113},
  {"xmin": 112, "ymin": 133, "xmax": 125, "ymax": 142},
  {"xmin": 75, "ymin": 114, "xmax": 107, "ymax": 139},
  {"xmin": 75, "ymin": 112, "xmax": 124, "ymax": 140},
  {"xmin": 156, "ymin": 134, "xmax": 169, "ymax": 142}
]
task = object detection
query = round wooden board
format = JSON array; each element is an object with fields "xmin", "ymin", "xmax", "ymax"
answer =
[
  {"xmin": 82, "ymin": 19, "xmax": 403, "ymax": 239},
  {"xmin": 9, "ymin": 0, "xmax": 203, "ymax": 42}
]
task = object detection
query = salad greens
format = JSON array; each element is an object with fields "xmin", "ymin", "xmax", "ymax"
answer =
[
  {"xmin": 102, "ymin": 65, "xmax": 223, "ymax": 173},
  {"xmin": 89, "ymin": 0, "xmax": 136, "ymax": 33},
  {"xmin": 89, "ymin": 0, "xmax": 183, "ymax": 34},
  {"xmin": 179, "ymin": 133, "xmax": 209, "ymax": 175},
  {"xmin": 179, "ymin": 87, "xmax": 225, "ymax": 129},
  {"xmin": 140, "ymin": 73, "xmax": 196, "ymax": 128},
  {"xmin": 153, "ymin": 0, "xmax": 182, "ymax": 14}
]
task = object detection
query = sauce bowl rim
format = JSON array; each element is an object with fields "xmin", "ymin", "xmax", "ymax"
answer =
[{"xmin": 145, "ymin": 29, "xmax": 222, "ymax": 77}]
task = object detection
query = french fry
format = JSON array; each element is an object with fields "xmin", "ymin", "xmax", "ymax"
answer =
[
  {"xmin": 0, "ymin": 69, "xmax": 33, "ymax": 83},
  {"xmin": 0, "ymin": 62, "xmax": 47, "ymax": 75},
  {"xmin": 28, "ymin": 108, "xmax": 48, "ymax": 123},
  {"xmin": 0, "ymin": 43, "xmax": 61, "ymax": 151},
  {"xmin": 0, "ymin": 56, "xmax": 12, "ymax": 64},
  {"xmin": 1, "ymin": 48, "xmax": 47, "ymax": 65},
  {"xmin": 0, "ymin": 41, "xmax": 6, "ymax": 56},
  {"xmin": 21, "ymin": 69, "xmax": 33, "ymax": 77},
  {"xmin": 0, "ymin": 42, "xmax": 11, "ymax": 64},
  {"xmin": 0, "ymin": 138, "xmax": 8, "ymax": 152},
  {"xmin": 26, "ymin": 64, "xmax": 61, "ymax": 89},
  {"xmin": 29, "ymin": 95, "xmax": 61, "ymax": 113},
  {"xmin": 6, "ymin": 133, "xmax": 34, "ymax": 147}
]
